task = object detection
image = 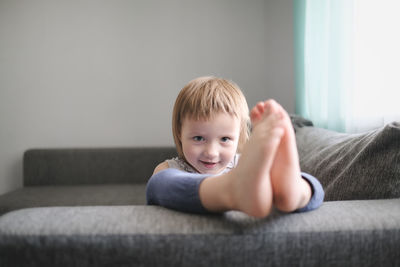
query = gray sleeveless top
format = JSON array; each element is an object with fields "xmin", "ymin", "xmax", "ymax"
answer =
[{"xmin": 166, "ymin": 154, "xmax": 240, "ymax": 174}]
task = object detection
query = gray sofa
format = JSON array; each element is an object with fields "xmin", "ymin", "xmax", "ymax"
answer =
[{"xmin": 0, "ymin": 121, "xmax": 399, "ymax": 267}]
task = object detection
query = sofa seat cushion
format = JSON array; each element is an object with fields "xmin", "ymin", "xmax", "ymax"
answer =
[
  {"xmin": 0, "ymin": 184, "xmax": 146, "ymax": 215},
  {"xmin": 1, "ymin": 199, "xmax": 399, "ymax": 267}
]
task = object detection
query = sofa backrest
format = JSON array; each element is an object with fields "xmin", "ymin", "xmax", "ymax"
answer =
[{"xmin": 23, "ymin": 147, "xmax": 177, "ymax": 186}]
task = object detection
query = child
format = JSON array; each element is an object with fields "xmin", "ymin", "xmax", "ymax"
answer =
[{"xmin": 146, "ymin": 76, "xmax": 324, "ymax": 218}]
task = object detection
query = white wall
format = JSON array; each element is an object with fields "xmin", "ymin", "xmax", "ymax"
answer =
[{"xmin": 0, "ymin": 0, "xmax": 294, "ymax": 195}]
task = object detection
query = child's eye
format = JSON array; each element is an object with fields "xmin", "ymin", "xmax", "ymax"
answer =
[
  {"xmin": 221, "ymin": 137, "xmax": 231, "ymax": 143},
  {"xmin": 193, "ymin": 136, "xmax": 204, "ymax": 142}
]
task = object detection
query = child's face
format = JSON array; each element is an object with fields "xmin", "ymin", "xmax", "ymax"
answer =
[{"xmin": 180, "ymin": 112, "xmax": 240, "ymax": 174}]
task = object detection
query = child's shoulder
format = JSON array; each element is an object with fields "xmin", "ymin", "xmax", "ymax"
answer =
[
  {"xmin": 166, "ymin": 157, "xmax": 198, "ymax": 173},
  {"xmin": 153, "ymin": 161, "xmax": 169, "ymax": 175},
  {"xmin": 153, "ymin": 157, "xmax": 197, "ymax": 175}
]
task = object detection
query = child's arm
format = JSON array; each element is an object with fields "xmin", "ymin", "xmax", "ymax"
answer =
[
  {"xmin": 153, "ymin": 161, "xmax": 169, "ymax": 175},
  {"xmin": 146, "ymin": 164, "xmax": 324, "ymax": 215},
  {"xmin": 146, "ymin": 167, "xmax": 210, "ymax": 214}
]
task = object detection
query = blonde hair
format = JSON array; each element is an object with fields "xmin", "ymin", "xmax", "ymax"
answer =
[{"xmin": 172, "ymin": 76, "xmax": 250, "ymax": 158}]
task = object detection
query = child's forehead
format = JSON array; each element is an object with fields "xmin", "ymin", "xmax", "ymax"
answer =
[
  {"xmin": 181, "ymin": 112, "xmax": 241, "ymax": 135},
  {"xmin": 182, "ymin": 111, "xmax": 239, "ymax": 124}
]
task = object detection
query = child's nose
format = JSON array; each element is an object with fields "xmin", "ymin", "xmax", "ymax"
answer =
[{"xmin": 204, "ymin": 142, "xmax": 218, "ymax": 158}]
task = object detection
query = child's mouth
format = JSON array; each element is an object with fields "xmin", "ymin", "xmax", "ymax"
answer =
[{"xmin": 200, "ymin": 160, "xmax": 217, "ymax": 169}]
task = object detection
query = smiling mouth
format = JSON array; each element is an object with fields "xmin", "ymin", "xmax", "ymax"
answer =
[{"xmin": 200, "ymin": 160, "xmax": 218, "ymax": 168}]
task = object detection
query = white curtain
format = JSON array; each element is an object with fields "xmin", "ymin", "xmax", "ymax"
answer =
[
  {"xmin": 351, "ymin": 0, "xmax": 400, "ymax": 132},
  {"xmin": 294, "ymin": 0, "xmax": 400, "ymax": 133}
]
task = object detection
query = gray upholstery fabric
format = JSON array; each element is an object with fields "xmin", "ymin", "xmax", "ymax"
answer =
[
  {"xmin": 24, "ymin": 147, "xmax": 177, "ymax": 185},
  {"xmin": 293, "ymin": 120, "xmax": 400, "ymax": 201},
  {"xmin": 1, "ymin": 200, "xmax": 399, "ymax": 267},
  {"xmin": 0, "ymin": 147, "xmax": 176, "ymax": 215},
  {"xmin": 1, "ymin": 145, "xmax": 399, "ymax": 266},
  {"xmin": 0, "ymin": 184, "xmax": 146, "ymax": 215}
]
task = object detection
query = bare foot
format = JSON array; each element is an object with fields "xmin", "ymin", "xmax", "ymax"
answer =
[
  {"xmin": 199, "ymin": 100, "xmax": 311, "ymax": 217},
  {"xmin": 250, "ymin": 100, "xmax": 311, "ymax": 212},
  {"xmin": 229, "ymin": 105, "xmax": 285, "ymax": 217},
  {"xmin": 198, "ymin": 106, "xmax": 284, "ymax": 217}
]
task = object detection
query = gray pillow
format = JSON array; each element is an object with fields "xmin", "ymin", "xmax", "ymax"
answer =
[{"xmin": 291, "ymin": 116, "xmax": 400, "ymax": 201}]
